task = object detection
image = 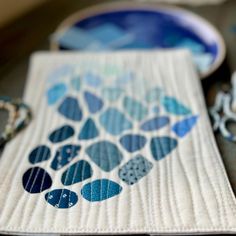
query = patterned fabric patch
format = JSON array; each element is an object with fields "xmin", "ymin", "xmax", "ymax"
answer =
[{"xmin": 118, "ymin": 155, "xmax": 153, "ymax": 185}]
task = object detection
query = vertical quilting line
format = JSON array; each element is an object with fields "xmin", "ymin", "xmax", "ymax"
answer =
[
  {"xmin": 6, "ymin": 71, "xmax": 52, "ymax": 229},
  {"xmin": 133, "ymin": 61, "xmax": 149, "ymax": 227},
  {"xmin": 158, "ymin": 66, "xmax": 178, "ymax": 227},
  {"xmin": 167, "ymin": 53, "xmax": 198, "ymax": 226},
  {"xmin": 44, "ymin": 68, "xmax": 76, "ymax": 230},
  {"xmin": 151, "ymin": 57, "xmax": 165, "ymax": 227},
  {"xmin": 29, "ymin": 73, "xmax": 71, "ymax": 230},
  {"xmin": 176, "ymin": 53, "xmax": 221, "ymax": 223},
  {"xmin": 183, "ymin": 55, "xmax": 226, "ymax": 226},
  {"xmin": 188, "ymin": 125, "xmax": 214, "ymax": 225},
  {"xmin": 191, "ymin": 116, "xmax": 217, "ymax": 225},
  {"xmin": 157, "ymin": 58, "xmax": 183, "ymax": 227}
]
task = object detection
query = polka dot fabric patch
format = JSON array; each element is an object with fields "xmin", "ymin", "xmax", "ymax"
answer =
[{"xmin": 0, "ymin": 51, "xmax": 235, "ymax": 235}]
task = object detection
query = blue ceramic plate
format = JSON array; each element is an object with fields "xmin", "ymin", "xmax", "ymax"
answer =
[{"xmin": 52, "ymin": 3, "xmax": 225, "ymax": 78}]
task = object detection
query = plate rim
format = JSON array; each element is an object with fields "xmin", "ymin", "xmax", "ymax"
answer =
[{"xmin": 50, "ymin": 1, "xmax": 226, "ymax": 79}]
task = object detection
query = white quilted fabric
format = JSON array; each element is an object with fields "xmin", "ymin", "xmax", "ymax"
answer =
[{"xmin": 0, "ymin": 50, "xmax": 235, "ymax": 235}]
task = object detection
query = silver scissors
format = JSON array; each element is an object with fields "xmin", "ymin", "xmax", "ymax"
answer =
[{"xmin": 209, "ymin": 72, "xmax": 236, "ymax": 142}]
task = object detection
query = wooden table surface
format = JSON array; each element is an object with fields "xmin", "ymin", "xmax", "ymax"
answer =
[{"xmin": 0, "ymin": 0, "xmax": 236, "ymax": 235}]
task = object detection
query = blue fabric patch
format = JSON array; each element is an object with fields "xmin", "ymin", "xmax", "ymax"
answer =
[
  {"xmin": 58, "ymin": 96, "xmax": 83, "ymax": 121},
  {"xmin": 78, "ymin": 118, "xmax": 99, "ymax": 140},
  {"xmin": 49, "ymin": 125, "xmax": 74, "ymax": 143},
  {"xmin": 83, "ymin": 72, "xmax": 102, "ymax": 87},
  {"xmin": 150, "ymin": 137, "xmax": 178, "ymax": 161},
  {"xmin": 172, "ymin": 115, "xmax": 199, "ymax": 138},
  {"xmin": 61, "ymin": 160, "xmax": 93, "ymax": 186},
  {"xmin": 45, "ymin": 189, "xmax": 78, "ymax": 209},
  {"xmin": 123, "ymin": 96, "xmax": 148, "ymax": 121},
  {"xmin": 140, "ymin": 116, "xmax": 170, "ymax": 131},
  {"xmin": 162, "ymin": 96, "xmax": 191, "ymax": 115},
  {"xmin": 81, "ymin": 179, "xmax": 122, "ymax": 202},
  {"xmin": 145, "ymin": 87, "xmax": 163, "ymax": 103},
  {"xmin": 22, "ymin": 167, "xmax": 52, "ymax": 193},
  {"xmin": 51, "ymin": 144, "xmax": 81, "ymax": 170},
  {"xmin": 99, "ymin": 108, "xmax": 132, "ymax": 135},
  {"xmin": 71, "ymin": 77, "xmax": 81, "ymax": 91},
  {"xmin": 86, "ymin": 141, "xmax": 123, "ymax": 172},
  {"xmin": 84, "ymin": 91, "xmax": 103, "ymax": 114},
  {"xmin": 47, "ymin": 83, "xmax": 67, "ymax": 105},
  {"xmin": 119, "ymin": 155, "xmax": 153, "ymax": 185},
  {"xmin": 102, "ymin": 87, "xmax": 123, "ymax": 102},
  {"xmin": 116, "ymin": 72, "xmax": 134, "ymax": 85},
  {"xmin": 29, "ymin": 145, "xmax": 51, "ymax": 164},
  {"xmin": 120, "ymin": 134, "xmax": 147, "ymax": 153}
]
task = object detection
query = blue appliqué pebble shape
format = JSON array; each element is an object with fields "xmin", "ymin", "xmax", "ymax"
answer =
[
  {"xmin": 29, "ymin": 145, "xmax": 51, "ymax": 164},
  {"xmin": 22, "ymin": 167, "xmax": 52, "ymax": 193},
  {"xmin": 102, "ymin": 87, "xmax": 123, "ymax": 102},
  {"xmin": 47, "ymin": 83, "xmax": 67, "ymax": 105},
  {"xmin": 71, "ymin": 77, "xmax": 81, "ymax": 91},
  {"xmin": 118, "ymin": 155, "xmax": 153, "ymax": 185},
  {"xmin": 123, "ymin": 96, "xmax": 148, "ymax": 121},
  {"xmin": 84, "ymin": 91, "xmax": 104, "ymax": 114},
  {"xmin": 61, "ymin": 160, "xmax": 92, "ymax": 186},
  {"xmin": 99, "ymin": 108, "xmax": 132, "ymax": 135},
  {"xmin": 150, "ymin": 137, "xmax": 178, "ymax": 161},
  {"xmin": 172, "ymin": 115, "xmax": 199, "ymax": 138},
  {"xmin": 45, "ymin": 189, "xmax": 78, "ymax": 209},
  {"xmin": 116, "ymin": 72, "xmax": 134, "ymax": 85},
  {"xmin": 51, "ymin": 144, "xmax": 81, "ymax": 170},
  {"xmin": 145, "ymin": 87, "xmax": 164, "ymax": 103},
  {"xmin": 78, "ymin": 118, "xmax": 99, "ymax": 140},
  {"xmin": 162, "ymin": 96, "xmax": 191, "ymax": 115},
  {"xmin": 81, "ymin": 179, "xmax": 122, "ymax": 202},
  {"xmin": 140, "ymin": 116, "xmax": 170, "ymax": 131},
  {"xmin": 120, "ymin": 134, "xmax": 147, "ymax": 153},
  {"xmin": 86, "ymin": 141, "xmax": 123, "ymax": 172},
  {"xmin": 58, "ymin": 96, "xmax": 83, "ymax": 121},
  {"xmin": 49, "ymin": 125, "xmax": 75, "ymax": 143},
  {"xmin": 83, "ymin": 72, "xmax": 101, "ymax": 87}
]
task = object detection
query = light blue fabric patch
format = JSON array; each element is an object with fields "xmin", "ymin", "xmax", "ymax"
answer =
[
  {"xmin": 118, "ymin": 155, "xmax": 153, "ymax": 185},
  {"xmin": 83, "ymin": 72, "xmax": 102, "ymax": 87},
  {"xmin": 99, "ymin": 108, "xmax": 132, "ymax": 135},
  {"xmin": 123, "ymin": 96, "xmax": 148, "ymax": 121},
  {"xmin": 71, "ymin": 77, "xmax": 81, "ymax": 91},
  {"xmin": 102, "ymin": 87, "xmax": 123, "ymax": 102},
  {"xmin": 145, "ymin": 87, "xmax": 163, "ymax": 103},
  {"xmin": 47, "ymin": 83, "xmax": 67, "ymax": 105},
  {"xmin": 162, "ymin": 96, "xmax": 191, "ymax": 115}
]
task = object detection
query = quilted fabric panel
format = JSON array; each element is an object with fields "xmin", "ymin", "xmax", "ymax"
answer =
[{"xmin": 0, "ymin": 50, "xmax": 235, "ymax": 234}]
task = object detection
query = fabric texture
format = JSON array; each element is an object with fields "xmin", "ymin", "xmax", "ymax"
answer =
[{"xmin": 0, "ymin": 50, "xmax": 235, "ymax": 234}]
